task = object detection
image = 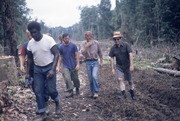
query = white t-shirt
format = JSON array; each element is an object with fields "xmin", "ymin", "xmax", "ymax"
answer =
[{"xmin": 27, "ymin": 34, "xmax": 56, "ymax": 66}]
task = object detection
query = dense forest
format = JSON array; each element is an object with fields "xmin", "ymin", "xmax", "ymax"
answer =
[{"xmin": 0, "ymin": 0, "xmax": 180, "ymax": 56}]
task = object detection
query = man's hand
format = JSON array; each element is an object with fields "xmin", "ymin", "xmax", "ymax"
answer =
[
  {"xmin": 20, "ymin": 65, "xmax": 25, "ymax": 73},
  {"xmin": 56, "ymin": 66, "xmax": 62, "ymax": 72},
  {"xmin": 85, "ymin": 41, "xmax": 92, "ymax": 48},
  {"xmin": 112, "ymin": 68, "xmax": 115, "ymax": 75},
  {"xmin": 47, "ymin": 69, "xmax": 55, "ymax": 79},
  {"xmin": 75, "ymin": 64, "xmax": 80, "ymax": 70},
  {"xmin": 130, "ymin": 65, "xmax": 134, "ymax": 71}
]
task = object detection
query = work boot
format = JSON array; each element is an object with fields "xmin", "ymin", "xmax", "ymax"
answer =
[
  {"xmin": 65, "ymin": 90, "xmax": 73, "ymax": 98},
  {"xmin": 76, "ymin": 88, "xmax": 80, "ymax": 95},
  {"xmin": 36, "ymin": 111, "xmax": 46, "ymax": 116},
  {"xmin": 129, "ymin": 89, "xmax": 136, "ymax": 100},
  {"xmin": 118, "ymin": 90, "xmax": 126, "ymax": 99},
  {"xmin": 45, "ymin": 102, "xmax": 50, "ymax": 115},
  {"xmin": 55, "ymin": 101, "xmax": 61, "ymax": 114}
]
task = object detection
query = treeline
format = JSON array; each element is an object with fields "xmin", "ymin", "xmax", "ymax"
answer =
[
  {"xmin": 0, "ymin": 0, "xmax": 179, "ymax": 56},
  {"xmin": 71, "ymin": 0, "xmax": 180, "ymax": 45}
]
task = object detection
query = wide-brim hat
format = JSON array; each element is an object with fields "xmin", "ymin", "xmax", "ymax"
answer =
[{"xmin": 112, "ymin": 31, "xmax": 123, "ymax": 38}]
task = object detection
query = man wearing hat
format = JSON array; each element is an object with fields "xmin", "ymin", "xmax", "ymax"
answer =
[{"xmin": 109, "ymin": 31, "xmax": 136, "ymax": 100}]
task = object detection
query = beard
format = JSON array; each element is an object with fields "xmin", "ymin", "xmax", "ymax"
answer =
[{"xmin": 64, "ymin": 41, "xmax": 69, "ymax": 45}]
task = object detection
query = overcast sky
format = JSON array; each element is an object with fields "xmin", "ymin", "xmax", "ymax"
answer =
[{"xmin": 26, "ymin": 0, "xmax": 115, "ymax": 28}]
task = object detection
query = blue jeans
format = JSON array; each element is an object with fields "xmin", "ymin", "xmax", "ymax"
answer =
[
  {"xmin": 86, "ymin": 60, "xmax": 99, "ymax": 94},
  {"xmin": 34, "ymin": 63, "xmax": 60, "ymax": 113}
]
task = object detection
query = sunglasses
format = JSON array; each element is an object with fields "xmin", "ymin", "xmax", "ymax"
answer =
[{"xmin": 113, "ymin": 38, "xmax": 121, "ymax": 41}]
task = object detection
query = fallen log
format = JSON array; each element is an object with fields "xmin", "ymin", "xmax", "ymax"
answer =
[
  {"xmin": 161, "ymin": 63, "xmax": 172, "ymax": 68},
  {"xmin": 148, "ymin": 66, "xmax": 180, "ymax": 77}
]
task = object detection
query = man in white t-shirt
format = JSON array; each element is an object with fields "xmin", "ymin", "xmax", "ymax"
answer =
[{"xmin": 27, "ymin": 21, "xmax": 60, "ymax": 115}]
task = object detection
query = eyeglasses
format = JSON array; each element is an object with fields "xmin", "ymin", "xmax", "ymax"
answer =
[{"xmin": 113, "ymin": 38, "xmax": 121, "ymax": 41}]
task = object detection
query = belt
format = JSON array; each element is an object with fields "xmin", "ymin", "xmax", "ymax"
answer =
[{"xmin": 86, "ymin": 59, "xmax": 98, "ymax": 61}]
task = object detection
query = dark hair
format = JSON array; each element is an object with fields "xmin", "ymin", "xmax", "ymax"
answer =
[
  {"xmin": 62, "ymin": 33, "xmax": 70, "ymax": 38},
  {"xmin": 27, "ymin": 21, "xmax": 41, "ymax": 31}
]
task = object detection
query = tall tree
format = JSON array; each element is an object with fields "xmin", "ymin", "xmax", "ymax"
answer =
[
  {"xmin": 1, "ymin": 0, "xmax": 17, "ymax": 56},
  {"xmin": 99, "ymin": 0, "xmax": 113, "ymax": 39},
  {"xmin": 161, "ymin": 0, "xmax": 180, "ymax": 43},
  {"xmin": 80, "ymin": 6, "xmax": 99, "ymax": 39},
  {"xmin": 13, "ymin": 0, "xmax": 30, "ymax": 45}
]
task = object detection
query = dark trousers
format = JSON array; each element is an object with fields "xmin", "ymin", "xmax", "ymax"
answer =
[{"xmin": 33, "ymin": 63, "xmax": 60, "ymax": 113}]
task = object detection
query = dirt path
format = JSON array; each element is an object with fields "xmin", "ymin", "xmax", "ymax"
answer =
[
  {"xmin": 2, "ymin": 42, "xmax": 180, "ymax": 121},
  {"xmin": 23, "ymin": 63, "xmax": 180, "ymax": 121}
]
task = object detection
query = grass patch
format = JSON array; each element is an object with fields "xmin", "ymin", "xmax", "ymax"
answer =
[{"xmin": 134, "ymin": 58, "xmax": 152, "ymax": 70}]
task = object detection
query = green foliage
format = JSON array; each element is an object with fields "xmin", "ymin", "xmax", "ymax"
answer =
[
  {"xmin": 74, "ymin": 0, "xmax": 180, "ymax": 44},
  {"xmin": 13, "ymin": 0, "xmax": 31, "ymax": 45},
  {"xmin": 114, "ymin": 0, "xmax": 180, "ymax": 45},
  {"xmin": 134, "ymin": 58, "xmax": 152, "ymax": 70},
  {"xmin": 0, "ymin": 0, "xmax": 31, "ymax": 56},
  {"xmin": 98, "ymin": 0, "xmax": 114, "ymax": 39},
  {"xmin": 80, "ymin": 6, "xmax": 99, "ymax": 39},
  {"xmin": 18, "ymin": 77, "xmax": 26, "ymax": 87},
  {"xmin": 1, "ymin": 0, "xmax": 179, "ymax": 49}
]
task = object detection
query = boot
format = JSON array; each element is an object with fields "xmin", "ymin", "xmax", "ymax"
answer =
[
  {"xmin": 118, "ymin": 90, "xmax": 126, "ymax": 99},
  {"xmin": 45, "ymin": 102, "xmax": 50, "ymax": 115},
  {"xmin": 76, "ymin": 88, "xmax": 80, "ymax": 95},
  {"xmin": 65, "ymin": 89, "xmax": 73, "ymax": 98},
  {"xmin": 36, "ymin": 111, "xmax": 46, "ymax": 115},
  {"xmin": 36, "ymin": 102, "xmax": 49, "ymax": 115},
  {"xmin": 129, "ymin": 89, "xmax": 136, "ymax": 100},
  {"xmin": 55, "ymin": 101, "xmax": 61, "ymax": 114}
]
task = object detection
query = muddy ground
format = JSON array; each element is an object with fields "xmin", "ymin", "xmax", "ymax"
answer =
[
  {"xmin": 3, "ymin": 62, "xmax": 179, "ymax": 121},
  {"xmin": 2, "ymin": 42, "xmax": 180, "ymax": 121}
]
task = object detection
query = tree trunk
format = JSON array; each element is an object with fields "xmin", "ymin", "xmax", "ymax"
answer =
[{"xmin": 1, "ymin": 0, "xmax": 17, "ymax": 57}]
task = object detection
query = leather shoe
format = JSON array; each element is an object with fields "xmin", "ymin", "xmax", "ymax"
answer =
[
  {"xmin": 66, "ymin": 92, "xmax": 73, "ymax": 98},
  {"xmin": 55, "ymin": 101, "xmax": 61, "ymax": 114},
  {"xmin": 129, "ymin": 90, "xmax": 136, "ymax": 100},
  {"xmin": 118, "ymin": 90, "xmax": 126, "ymax": 99},
  {"xmin": 76, "ymin": 88, "xmax": 80, "ymax": 95},
  {"xmin": 36, "ymin": 111, "xmax": 46, "ymax": 115}
]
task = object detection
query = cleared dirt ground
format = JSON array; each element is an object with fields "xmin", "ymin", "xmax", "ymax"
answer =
[
  {"xmin": 25, "ymin": 63, "xmax": 179, "ymax": 121},
  {"xmin": 2, "ymin": 42, "xmax": 180, "ymax": 121}
]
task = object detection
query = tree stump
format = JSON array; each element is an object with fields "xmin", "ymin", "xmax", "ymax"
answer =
[
  {"xmin": 0, "ymin": 56, "xmax": 18, "ymax": 83},
  {"xmin": 0, "ymin": 80, "xmax": 9, "ymax": 114}
]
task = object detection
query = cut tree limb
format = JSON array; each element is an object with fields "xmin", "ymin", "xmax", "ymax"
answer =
[{"xmin": 148, "ymin": 66, "xmax": 180, "ymax": 76}]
